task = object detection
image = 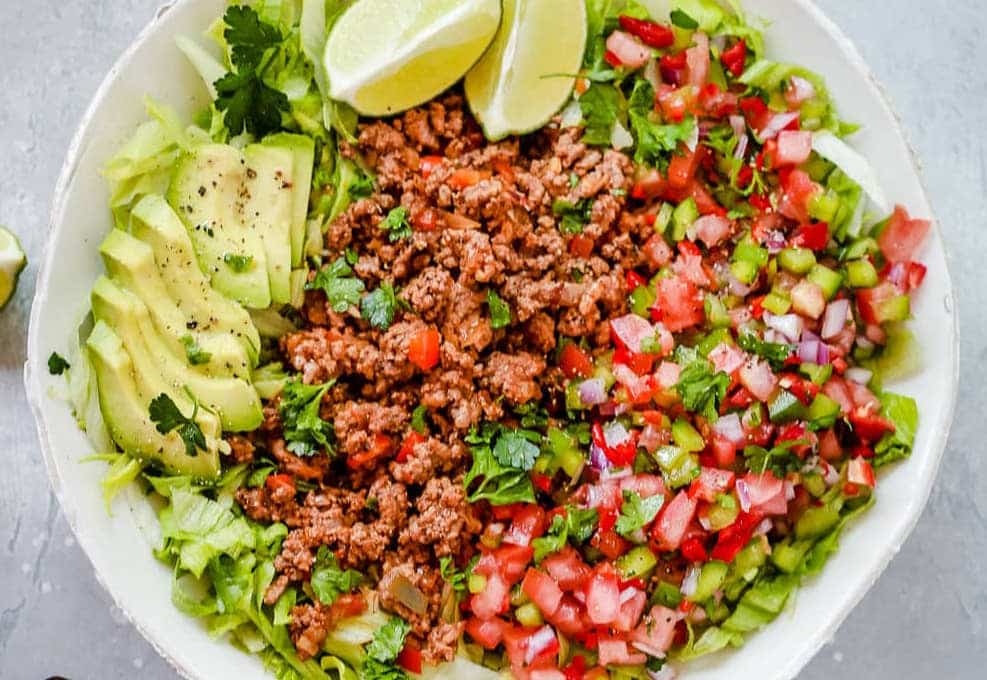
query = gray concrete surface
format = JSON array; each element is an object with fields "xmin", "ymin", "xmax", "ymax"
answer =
[{"xmin": 0, "ymin": 1, "xmax": 984, "ymax": 678}]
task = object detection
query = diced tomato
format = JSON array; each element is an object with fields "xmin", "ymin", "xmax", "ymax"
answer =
[
  {"xmin": 530, "ymin": 670, "xmax": 566, "ymax": 680},
  {"xmin": 668, "ymin": 147, "xmax": 701, "ymax": 189},
  {"xmin": 847, "ymin": 457, "xmax": 876, "ymax": 488},
  {"xmin": 741, "ymin": 472, "xmax": 787, "ymax": 515},
  {"xmin": 548, "ymin": 596, "xmax": 590, "ymax": 636},
  {"xmin": 542, "ymin": 547, "xmax": 591, "ymax": 591},
  {"xmin": 408, "ymin": 328, "xmax": 441, "ymax": 370},
  {"xmin": 650, "ymin": 491, "xmax": 698, "ymax": 551},
  {"xmin": 419, "ymin": 155, "xmax": 444, "ymax": 179},
  {"xmin": 559, "ymin": 342, "xmax": 594, "ymax": 379},
  {"xmin": 597, "ymin": 637, "xmax": 647, "ymax": 666},
  {"xmin": 592, "ymin": 528, "xmax": 631, "ymax": 560},
  {"xmin": 778, "ymin": 170, "xmax": 821, "ymax": 224},
  {"xmin": 655, "ymin": 276, "xmax": 705, "ymax": 332},
  {"xmin": 710, "ymin": 435, "xmax": 738, "ymax": 468},
  {"xmin": 632, "ymin": 605, "xmax": 678, "ymax": 655},
  {"xmin": 680, "ymin": 536, "xmax": 709, "ymax": 562},
  {"xmin": 584, "ymin": 567, "xmax": 621, "ymax": 625},
  {"xmin": 878, "ymin": 205, "xmax": 931, "ymax": 263},
  {"xmin": 632, "ymin": 169, "xmax": 668, "ymax": 200},
  {"xmin": 505, "ymin": 505, "xmax": 547, "ymax": 547},
  {"xmin": 685, "ymin": 32, "xmax": 710, "ymax": 87},
  {"xmin": 568, "ymin": 234, "xmax": 594, "ymax": 258},
  {"xmin": 710, "ymin": 511, "xmax": 763, "ymax": 562},
  {"xmin": 884, "ymin": 260, "xmax": 927, "ymax": 293},
  {"xmin": 619, "ymin": 474, "xmax": 667, "ymax": 500},
  {"xmin": 604, "ymin": 49, "xmax": 623, "ymax": 67},
  {"xmin": 689, "ymin": 467, "xmax": 736, "ymax": 502},
  {"xmin": 606, "ymin": 30, "xmax": 652, "ymax": 69},
  {"xmin": 396, "ymin": 431, "xmax": 426, "ymax": 463},
  {"xmin": 493, "ymin": 543, "xmax": 536, "ymax": 584},
  {"xmin": 822, "ymin": 376, "xmax": 855, "ymax": 414},
  {"xmin": 265, "ymin": 473, "xmax": 295, "ymax": 494},
  {"xmin": 720, "ymin": 39, "xmax": 747, "ymax": 77},
  {"xmin": 413, "ymin": 207, "xmax": 439, "ymax": 232},
  {"xmin": 397, "ymin": 645, "xmax": 423, "ymax": 674},
  {"xmin": 625, "ymin": 270, "xmax": 647, "ymax": 292},
  {"xmin": 847, "ymin": 379, "xmax": 882, "ymax": 412},
  {"xmin": 783, "ymin": 375, "xmax": 820, "ymax": 406},
  {"xmin": 613, "ymin": 588, "xmax": 648, "ymax": 632},
  {"xmin": 448, "ymin": 168, "xmax": 486, "ymax": 189},
  {"xmin": 644, "ymin": 234, "xmax": 674, "ymax": 269},
  {"xmin": 739, "ymin": 96, "xmax": 771, "ymax": 131},
  {"xmin": 531, "ymin": 472, "xmax": 553, "ymax": 493},
  {"xmin": 848, "ymin": 409, "xmax": 895, "ymax": 442},
  {"xmin": 346, "ymin": 433, "xmax": 393, "ymax": 470},
  {"xmin": 522, "ymin": 568, "xmax": 564, "ymax": 617},
  {"xmin": 775, "ymin": 130, "xmax": 813, "ymax": 166},
  {"xmin": 659, "ymin": 54, "xmax": 688, "ymax": 87},
  {"xmin": 818, "ymin": 428, "xmax": 843, "ymax": 461},
  {"xmin": 791, "ymin": 221, "xmax": 830, "ymax": 251},
  {"xmin": 470, "ymin": 571, "xmax": 510, "ymax": 619},
  {"xmin": 855, "ymin": 281, "xmax": 902, "ymax": 325},
  {"xmin": 465, "ymin": 617, "xmax": 506, "ymax": 649},
  {"xmin": 562, "ymin": 655, "xmax": 587, "ymax": 680},
  {"xmin": 618, "ymin": 15, "xmax": 675, "ymax": 47}
]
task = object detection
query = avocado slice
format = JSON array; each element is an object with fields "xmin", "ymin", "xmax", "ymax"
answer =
[
  {"xmin": 86, "ymin": 320, "xmax": 221, "ymax": 478},
  {"xmin": 242, "ymin": 143, "xmax": 295, "ymax": 304},
  {"xmin": 91, "ymin": 276, "xmax": 263, "ymax": 432},
  {"xmin": 130, "ymin": 194, "xmax": 261, "ymax": 366},
  {"xmin": 99, "ymin": 229, "xmax": 253, "ymax": 380},
  {"xmin": 168, "ymin": 144, "xmax": 272, "ymax": 309},
  {"xmin": 262, "ymin": 133, "xmax": 315, "ymax": 267}
]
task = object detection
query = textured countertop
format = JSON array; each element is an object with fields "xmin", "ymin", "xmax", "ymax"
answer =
[{"xmin": 1, "ymin": 1, "xmax": 984, "ymax": 678}]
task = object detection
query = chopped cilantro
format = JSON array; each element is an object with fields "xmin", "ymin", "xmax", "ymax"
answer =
[
  {"xmin": 615, "ymin": 490, "xmax": 665, "ymax": 537},
  {"xmin": 670, "ymin": 8, "xmax": 700, "ymax": 29},
  {"xmin": 532, "ymin": 507, "xmax": 600, "ymax": 562},
  {"xmin": 344, "ymin": 247, "xmax": 359, "ymax": 265},
  {"xmin": 148, "ymin": 393, "xmax": 207, "ymax": 458},
  {"xmin": 47, "ymin": 352, "xmax": 70, "ymax": 375},
  {"xmin": 310, "ymin": 546, "xmax": 363, "ymax": 605},
  {"xmin": 464, "ymin": 423, "xmax": 537, "ymax": 506},
  {"xmin": 628, "ymin": 80, "xmax": 697, "ymax": 169},
  {"xmin": 180, "ymin": 335, "xmax": 212, "ymax": 366},
  {"xmin": 223, "ymin": 252, "xmax": 254, "ymax": 272},
  {"xmin": 347, "ymin": 170, "xmax": 374, "ymax": 201},
  {"xmin": 214, "ymin": 6, "xmax": 289, "ymax": 136},
  {"xmin": 378, "ymin": 207, "xmax": 413, "ymax": 242},
  {"xmin": 553, "ymin": 198, "xmax": 594, "ymax": 235},
  {"xmin": 578, "ymin": 83, "xmax": 621, "ymax": 146},
  {"xmin": 744, "ymin": 440, "xmax": 805, "ymax": 478},
  {"xmin": 410, "ymin": 405, "xmax": 429, "ymax": 434},
  {"xmin": 439, "ymin": 556, "xmax": 472, "ymax": 594},
  {"xmin": 279, "ymin": 378, "xmax": 335, "ymax": 457},
  {"xmin": 486, "ymin": 290, "xmax": 512, "ymax": 329},
  {"xmin": 306, "ymin": 257, "xmax": 365, "ymax": 312},
  {"xmin": 492, "ymin": 430, "xmax": 541, "ymax": 471},
  {"xmin": 361, "ymin": 283, "xmax": 400, "ymax": 330},
  {"xmin": 366, "ymin": 616, "xmax": 411, "ymax": 676},
  {"xmin": 737, "ymin": 330, "xmax": 795, "ymax": 369},
  {"xmin": 676, "ymin": 359, "xmax": 731, "ymax": 421}
]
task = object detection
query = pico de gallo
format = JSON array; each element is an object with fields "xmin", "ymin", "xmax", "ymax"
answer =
[{"xmin": 451, "ymin": 2, "xmax": 927, "ymax": 678}]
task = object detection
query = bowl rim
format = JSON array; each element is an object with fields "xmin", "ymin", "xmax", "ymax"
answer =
[{"xmin": 24, "ymin": 1, "xmax": 960, "ymax": 679}]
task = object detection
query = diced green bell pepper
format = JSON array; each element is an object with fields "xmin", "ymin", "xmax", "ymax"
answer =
[
  {"xmin": 872, "ymin": 294, "xmax": 911, "ymax": 323},
  {"xmin": 808, "ymin": 190, "xmax": 840, "ymax": 223},
  {"xmin": 807, "ymin": 264, "xmax": 842, "ymax": 300},
  {"xmin": 672, "ymin": 198, "xmax": 699, "ymax": 242},
  {"xmin": 706, "ymin": 497, "xmax": 740, "ymax": 531},
  {"xmin": 799, "ymin": 362, "xmax": 833, "ymax": 386},
  {"xmin": 565, "ymin": 382, "xmax": 587, "ymax": 411},
  {"xmin": 778, "ymin": 247, "xmax": 816, "ymax": 275},
  {"xmin": 540, "ymin": 428, "xmax": 586, "ymax": 478},
  {"xmin": 652, "ymin": 580, "xmax": 682, "ymax": 609},
  {"xmin": 468, "ymin": 573, "xmax": 487, "ymax": 594},
  {"xmin": 795, "ymin": 505, "xmax": 841, "ymax": 539},
  {"xmin": 697, "ymin": 327, "xmax": 732, "ymax": 357},
  {"xmin": 768, "ymin": 389, "xmax": 805, "ymax": 423},
  {"xmin": 770, "ymin": 539, "xmax": 813, "ymax": 574},
  {"xmin": 654, "ymin": 202, "xmax": 674, "ymax": 234},
  {"xmin": 629, "ymin": 284, "xmax": 656, "ymax": 318},
  {"xmin": 515, "ymin": 602, "xmax": 543, "ymax": 626},
  {"xmin": 762, "ymin": 291, "xmax": 792, "ymax": 315},
  {"xmin": 654, "ymin": 445, "xmax": 700, "ymax": 488},
  {"xmin": 731, "ymin": 259, "xmax": 760, "ymax": 285},
  {"xmin": 672, "ymin": 418, "xmax": 705, "ymax": 453},
  {"xmin": 705, "ymin": 294, "xmax": 732, "ymax": 329},
  {"xmin": 840, "ymin": 236, "xmax": 878, "ymax": 261},
  {"xmin": 617, "ymin": 546, "xmax": 658, "ymax": 580},
  {"xmin": 802, "ymin": 471, "xmax": 826, "ymax": 498},
  {"xmin": 806, "ymin": 393, "xmax": 841, "ymax": 431},
  {"xmin": 845, "ymin": 259, "xmax": 878, "ymax": 288},
  {"xmin": 689, "ymin": 560, "xmax": 729, "ymax": 602}
]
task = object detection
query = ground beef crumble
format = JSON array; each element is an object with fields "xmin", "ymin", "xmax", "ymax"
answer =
[{"xmin": 232, "ymin": 92, "xmax": 639, "ymax": 665}]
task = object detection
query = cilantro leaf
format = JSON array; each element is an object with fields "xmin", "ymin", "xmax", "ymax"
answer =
[
  {"xmin": 348, "ymin": 171, "xmax": 375, "ymax": 201},
  {"xmin": 552, "ymin": 198, "xmax": 594, "ymax": 235},
  {"xmin": 486, "ymin": 290, "xmax": 512, "ymax": 329},
  {"xmin": 410, "ymin": 405, "xmax": 429, "ymax": 434},
  {"xmin": 223, "ymin": 252, "xmax": 254, "ymax": 273},
  {"xmin": 670, "ymin": 8, "xmax": 700, "ymax": 29},
  {"xmin": 223, "ymin": 4, "xmax": 283, "ymax": 69},
  {"xmin": 676, "ymin": 359, "xmax": 731, "ymax": 421},
  {"xmin": 464, "ymin": 441, "xmax": 536, "ymax": 506},
  {"xmin": 378, "ymin": 207, "xmax": 412, "ymax": 242},
  {"xmin": 180, "ymin": 335, "xmax": 212, "ymax": 366},
  {"xmin": 532, "ymin": 506, "xmax": 600, "ymax": 562},
  {"xmin": 628, "ymin": 80, "xmax": 698, "ymax": 168},
  {"xmin": 492, "ymin": 430, "xmax": 541, "ymax": 471},
  {"xmin": 743, "ymin": 440, "xmax": 804, "ymax": 478},
  {"xmin": 47, "ymin": 352, "xmax": 70, "ymax": 375},
  {"xmin": 615, "ymin": 490, "xmax": 665, "ymax": 537},
  {"xmin": 579, "ymin": 83, "xmax": 621, "ymax": 146},
  {"xmin": 306, "ymin": 257, "xmax": 366, "ymax": 312},
  {"xmin": 566, "ymin": 506, "xmax": 601, "ymax": 543},
  {"xmin": 361, "ymin": 283, "xmax": 399, "ymax": 330},
  {"xmin": 439, "ymin": 556, "xmax": 471, "ymax": 594},
  {"xmin": 148, "ymin": 393, "xmax": 207, "ymax": 458},
  {"xmin": 737, "ymin": 330, "xmax": 794, "ymax": 370},
  {"xmin": 279, "ymin": 378, "xmax": 335, "ymax": 457},
  {"xmin": 363, "ymin": 658, "xmax": 407, "ymax": 680},
  {"xmin": 367, "ymin": 616, "xmax": 411, "ymax": 663},
  {"xmin": 310, "ymin": 546, "xmax": 363, "ymax": 605}
]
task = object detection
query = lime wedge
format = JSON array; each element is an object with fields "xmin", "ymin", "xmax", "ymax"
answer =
[
  {"xmin": 0, "ymin": 227, "xmax": 26, "ymax": 310},
  {"xmin": 465, "ymin": 0, "xmax": 587, "ymax": 140},
  {"xmin": 325, "ymin": 0, "xmax": 502, "ymax": 117}
]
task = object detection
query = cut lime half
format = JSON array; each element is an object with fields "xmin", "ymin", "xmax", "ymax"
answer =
[
  {"xmin": 0, "ymin": 227, "xmax": 26, "ymax": 310},
  {"xmin": 325, "ymin": 0, "xmax": 502, "ymax": 117},
  {"xmin": 465, "ymin": 0, "xmax": 588, "ymax": 140}
]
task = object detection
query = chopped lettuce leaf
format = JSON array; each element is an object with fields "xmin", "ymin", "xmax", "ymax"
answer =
[
  {"xmin": 158, "ymin": 488, "xmax": 257, "ymax": 577},
  {"xmin": 873, "ymin": 392, "xmax": 918, "ymax": 469}
]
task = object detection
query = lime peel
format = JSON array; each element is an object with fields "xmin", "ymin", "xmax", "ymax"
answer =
[{"xmin": 0, "ymin": 226, "xmax": 26, "ymax": 310}]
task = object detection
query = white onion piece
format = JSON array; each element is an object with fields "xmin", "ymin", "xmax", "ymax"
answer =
[
  {"xmin": 579, "ymin": 378, "xmax": 608, "ymax": 406},
  {"xmin": 755, "ymin": 518, "xmax": 774, "ymax": 535},
  {"xmin": 612, "ymin": 120, "xmax": 634, "ymax": 150},
  {"xmin": 611, "ymin": 314, "xmax": 657, "ymax": 353},
  {"xmin": 684, "ymin": 121, "xmax": 700, "ymax": 152},
  {"xmin": 821, "ymin": 461, "xmax": 840, "ymax": 486},
  {"xmin": 812, "ymin": 131, "xmax": 890, "ymax": 214},
  {"xmin": 845, "ymin": 367, "xmax": 874, "ymax": 385},
  {"xmin": 784, "ymin": 480, "xmax": 796, "ymax": 501},
  {"xmin": 560, "ymin": 99, "xmax": 583, "ymax": 128},
  {"xmin": 758, "ymin": 111, "xmax": 800, "ymax": 140},
  {"xmin": 776, "ymin": 130, "xmax": 813, "ymax": 166},
  {"xmin": 735, "ymin": 479, "xmax": 752, "ymax": 513},
  {"xmin": 821, "ymin": 299, "xmax": 850, "ymax": 339},
  {"xmin": 740, "ymin": 358, "xmax": 778, "ymax": 401},
  {"xmin": 573, "ymin": 590, "xmax": 586, "ymax": 604},
  {"xmin": 680, "ymin": 566, "xmax": 700, "ymax": 598},
  {"xmin": 590, "ymin": 443, "xmax": 611, "ymax": 471},
  {"xmin": 764, "ymin": 312, "xmax": 804, "ymax": 343},
  {"xmin": 734, "ymin": 132, "xmax": 750, "ymax": 160},
  {"xmin": 525, "ymin": 626, "xmax": 557, "ymax": 665},
  {"xmin": 685, "ymin": 32, "xmax": 710, "ymax": 87},
  {"xmin": 712, "ymin": 412, "xmax": 745, "ymax": 446},
  {"xmin": 601, "ymin": 466, "xmax": 633, "ymax": 482},
  {"xmin": 639, "ymin": 425, "xmax": 664, "ymax": 454},
  {"xmin": 643, "ymin": 59, "xmax": 661, "ymax": 91}
]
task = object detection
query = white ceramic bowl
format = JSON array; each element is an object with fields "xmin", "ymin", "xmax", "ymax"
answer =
[{"xmin": 24, "ymin": 1, "xmax": 958, "ymax": 678}]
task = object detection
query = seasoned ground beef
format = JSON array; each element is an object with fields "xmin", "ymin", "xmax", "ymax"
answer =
[{"xmin": 234, "ymin": 92, "xmax": 638, "ymax": 664}]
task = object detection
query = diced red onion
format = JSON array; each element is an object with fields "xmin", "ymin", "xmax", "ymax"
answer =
[
  {"xmin": 817, "ymin": 343, "xmax": 831, "ymax": 365},
  {"xmin": 821, "ymin": 299, "xmax": 850, "ymax": 339},
  {"xmin": 735, "ymin": 479, "xmax": 752, "ymax": 513},
  {"xmin": 758, "ymin": 111, "xmax": 800, "ymax": 141},
  {"xmin": 525, "ymin": 626, "xmax": 557, "ymax": 665},
  {"xmin": 763, "ymin": 329, "xmax": 785, "ymax": 345},
  {"xmin": 740, "ymin": 358, "xmax": 778, "ymax": 401},
  {"xmin": 709, "ymin": 342, "xmax": 746, "ymax": 376},
  {"xmin": 680, "ymin": 566, "xmax": 700, "ymax": 597},
  {"xmin": 785, "ymin": 76, "xmax": 816, "ymax": 106},
  {"xmin": 764, "ymin": 312, "xmax": 804, "ymax": 343},
  {"xmin": 776, "ymin": 130, "xmax": 813, "ymax": 166},
  {"xmin": 734, "ymin": 132, "xmax": 750, "ymax": 160},
  {"xmin": 578, "ymin": 378, "xmax": 607, "ymax": 406},
  {"xmin": 765, "ymin": 230, "xmax": 787, "ymax": 254},
  {"xmin": 755, "ymin": 518, "xmax": 773, "ymax": 536},
  {"xmin": 590, "ymin": 443, "xmax": 611, "ymax": 471},
  {"xmin": 611, "ymin": 314, "xmax": 657, "ymax": 353},
  {"xmin": 603, "ymin": 420, "xmax": 632, "ymax": 449},
  {"xmin": 798, "ymin": 339, "xmax": 820, "ymax": 364},
  {"xmin": 607, "ymin": 30, "xmax": 652, "ymax": 69},
  {"xmin": 712, "ymin": 412, "xmax": 745, "ymax": 446},
  {"xmin": 639, "ymin": 424, "xmax": 664, "ymax": 453},
  {"xmin": 729, "ymin": 115, "xmax": 747, "ymax": 140},
  {"xmin": 727, "ymin": 272, "xmax": 752, "ymax": 297},
  {"xmin": 845, "ymin": 367, "xmax": 873, "ymax": 385}
]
